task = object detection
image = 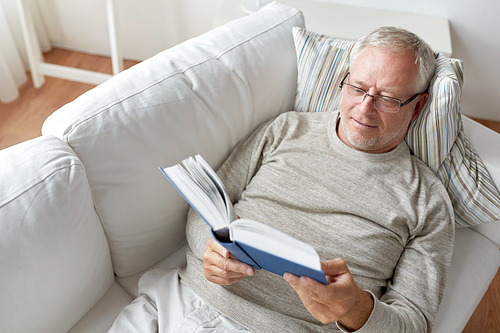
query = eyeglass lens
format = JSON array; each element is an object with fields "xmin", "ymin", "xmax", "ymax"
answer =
[{"xmin": 342, "ymin": 85, "xmax": 401, "ymax": 113}]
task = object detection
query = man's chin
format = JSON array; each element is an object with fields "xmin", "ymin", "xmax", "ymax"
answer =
[
  {"xmin": 346, "ymin": 135, "xmax": 380, "ymax": 152},
  {"xmin": 341, "ymin": 120, "xmax": 380, "ymax": 151}
]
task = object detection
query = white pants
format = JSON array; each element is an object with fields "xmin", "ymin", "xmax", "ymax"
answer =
[{"xmin": 108, "ymin": 268, "xmax": 250, "ymax": 333}]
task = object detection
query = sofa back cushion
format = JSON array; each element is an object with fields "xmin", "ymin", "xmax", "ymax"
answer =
[
  {"xmin": 42, "ymin": 3, "xmax": 305, "ymax": 277},
  {"xmin": 0, "ymin": 136, "xmax": 114, "ymax": 333}
]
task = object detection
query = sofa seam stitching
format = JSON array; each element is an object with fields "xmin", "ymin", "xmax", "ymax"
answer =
[{"xmin": 0, "ymin": 163, "xmax": 86, "ymax": 209}]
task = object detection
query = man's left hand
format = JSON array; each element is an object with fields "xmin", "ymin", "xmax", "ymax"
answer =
[{"xmin": 284, "ymin": 258, "xmax": 373, "ymax": 330}]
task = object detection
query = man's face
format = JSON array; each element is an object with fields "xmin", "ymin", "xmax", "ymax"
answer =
[{"xmin": 338, "ymin": 46, "xmax": 428, "ymax": 154}]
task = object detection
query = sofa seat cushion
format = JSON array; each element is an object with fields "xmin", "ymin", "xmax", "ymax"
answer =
[
  {"xmin": 67, "ymin": 282, "xmax": 133, "ymax": 333},
  {"xmin": 116, "ymin": 245, "xmax": 188, "ymax": 299},
  {"xmin": 0, "ymin": 136, "xmax": 114, "ymax": 333}
]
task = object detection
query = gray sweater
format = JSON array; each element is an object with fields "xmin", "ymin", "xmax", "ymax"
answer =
[{"xmin": 179, "ymin": 111, "xmax": 455, "ymax": 332}]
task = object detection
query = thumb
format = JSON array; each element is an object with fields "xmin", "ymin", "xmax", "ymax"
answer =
[{"xmin": 321, "ymin": 258, "xmax": 349, "ymax": 277}]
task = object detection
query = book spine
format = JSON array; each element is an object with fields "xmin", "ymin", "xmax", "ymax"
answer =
[{"xmin": 210, "ymin": 229, "xmax": 260, "ymax": 269}]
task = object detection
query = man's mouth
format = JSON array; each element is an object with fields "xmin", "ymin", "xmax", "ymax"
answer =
[{"xmin": 353, "ymin": 118, "xmax": 377, "ymax": 128}]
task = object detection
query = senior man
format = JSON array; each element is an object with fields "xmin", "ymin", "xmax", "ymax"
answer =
[{"xmin": 110, "ymin": 27, "xmax": 454, "ymax": 333}]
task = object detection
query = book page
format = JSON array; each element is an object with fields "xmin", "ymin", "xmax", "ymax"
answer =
[
  {"xmin": 161, "ymin": 159, "xmax": 229, "ymax": 230},
  {"xmin": 183, "ymin": 157, "xmax": 227, "ymax": 216},
  {"xmin": 195, "ymin": 155, "xmax": 238, "ymax": 223}
]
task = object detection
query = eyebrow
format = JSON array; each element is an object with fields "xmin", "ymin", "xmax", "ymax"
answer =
[{"xmin": 349, "ymin": 78, "xmax": 402, "ymax": 99}]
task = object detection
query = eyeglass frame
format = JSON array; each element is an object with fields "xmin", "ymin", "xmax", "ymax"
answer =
[{"xmin": 339, "ymin": 72, "xmax": 420, "ymax": 113}]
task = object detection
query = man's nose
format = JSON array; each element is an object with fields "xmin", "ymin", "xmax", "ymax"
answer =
[{"xmin": 358, "ymin": 94, "xmax": 377, "ymax": 113}]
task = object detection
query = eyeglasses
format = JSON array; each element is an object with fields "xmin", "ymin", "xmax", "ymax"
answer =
[{"xmin": 339, "ymin": 73, "xmax": 420, "ymax": 113}]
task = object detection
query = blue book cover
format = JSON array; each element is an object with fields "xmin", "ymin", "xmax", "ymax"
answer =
[{"xmin": 236, "ymin": 241, "xmax": 327, "ymax": 283}]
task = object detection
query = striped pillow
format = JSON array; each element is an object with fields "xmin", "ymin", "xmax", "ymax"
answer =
[
  {"xmin": 292, "ymin": 27, "xmax": 500, "ymax": 227},
  {"xmin": 293, "ymin": 27, "xmax": 354, "ymax": 112},
  {"xmin": 407, "ymin": 54, "xmax": 500, "ymax": 227}
]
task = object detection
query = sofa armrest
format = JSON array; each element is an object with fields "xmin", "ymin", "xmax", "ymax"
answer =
[{"xmin": 0, "ymin": 136, "xmax": 114, "ymax": 333}]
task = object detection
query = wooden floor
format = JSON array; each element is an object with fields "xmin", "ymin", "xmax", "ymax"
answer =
[
  {"xmin": 0, "ymin": 49, "xmax": 139, "ymax": 149},
  {"xmin": 1, "ymin": 49, "xmax": 500, "ymax": 332}
]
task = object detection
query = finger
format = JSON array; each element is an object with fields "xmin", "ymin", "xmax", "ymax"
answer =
[
  {"xmin": 207, "ymin": 264, "xmax": 248, "ymax": 280},
  {"xmin": 204, "ymin": 256, "xmax": 247, "ymax": 284},
  {"xmin": 286, "ymin": 273, "xmax": 340, "ymax": 307},
  {"xmin": 204, "ymin": 254, "xmax": 253, "ymax": 285},
  {"xmin": 204, "ymin": 239, "xmax": 255, "ymax": 276},
  {"xmin": 205, "ymin": 268, "xmax": 246, "ymax": 285},
  {"xmin": 214, "ymin": 252, "xmax": 255, "ymax": 276},
  {"xmin": 284, "ymin": 273, "xmax": 337, "ymax": 324},
  {"xmin": 205, "ymin": 267, "xmax": 248, "ymax": 285},
  {"xmin": 207, "ymin": 237, "xmax": 230, "ymax": 258},
  {"xmin": 300, "ymin": 273, "xmax": 351, "ymax": 305},
  {"xmin": 321, "ymin": 258, "xmax": 349, "ymax": 277},
  {"xmin": 283, "ymin": 272, "xmax": 300, "ymax": 288},
  {"xmin": 284, "ymin": 274, "xmax": 321, "ymax": 302},
  {"xmin": 207, "ymin": 238, "xmax": 251, "ymax": 268}
]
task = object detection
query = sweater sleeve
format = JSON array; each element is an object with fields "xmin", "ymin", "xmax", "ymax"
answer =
[
  {"xmin": 185, "ymin": 117, "xmax": 281, "ymax": 259},
  {"xmin": 349, "ymin": 179, "xmax": 455, "ymax": 332}
]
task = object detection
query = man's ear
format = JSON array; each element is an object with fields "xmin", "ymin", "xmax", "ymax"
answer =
[{"xmin": 411, "ymin": 93, "xmax": 428, "ymax": 121}]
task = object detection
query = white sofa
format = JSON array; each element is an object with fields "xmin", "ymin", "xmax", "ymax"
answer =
[{"xmin": 1, "ymin": 3, "xmax": 499, "ymax": 332}]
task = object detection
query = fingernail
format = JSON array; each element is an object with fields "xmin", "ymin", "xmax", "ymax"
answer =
[
  {"xmin": 246, "ymin": 268, "xmax": 254, "ymax": 276},
  {"xmin": 300, "ymin": 276, "xmax": 310, "ymax": 285},
  {"xmin": 283, "ymin": 273, "xmax": 290, "ymax": 282}
]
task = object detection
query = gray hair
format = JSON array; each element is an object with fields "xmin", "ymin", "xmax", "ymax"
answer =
[{"xmin": 349, "ymin": 26, "xmax": 436, "ymax": 94}]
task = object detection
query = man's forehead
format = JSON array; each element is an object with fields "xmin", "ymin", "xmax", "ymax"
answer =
[
  {"xmin": 348, "ymin": 71, "xmax": 403, "ymax": 97},
  {"xmin": 349, "ymin": 47, "xmax": 418, "ymax": 95}
]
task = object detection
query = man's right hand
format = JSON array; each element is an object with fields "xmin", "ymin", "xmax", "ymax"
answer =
[{"xmin": 203, "ymin": 237, "xmax": 255, "ymax": 285}]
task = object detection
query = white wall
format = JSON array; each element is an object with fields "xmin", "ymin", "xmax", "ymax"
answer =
[
  {"xmin": 50, "ymin": 0, "xmax": 224, "ymax": 60},
  {"xmin": 48, "ymin": 0, "xmax": 500, "ymax": 121},
  {"xmin": 316, "ymin": 0, "xmax": 500, "ymax": 122}
]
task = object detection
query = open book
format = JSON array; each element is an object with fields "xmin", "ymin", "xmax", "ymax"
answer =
[{"xmin": 160, "ymin": 155, "xmax": 326, "ymax": 284}]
